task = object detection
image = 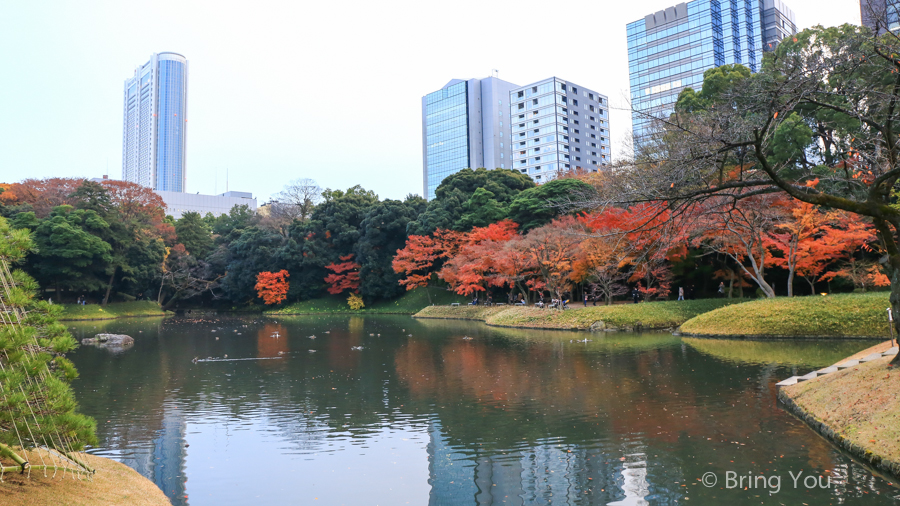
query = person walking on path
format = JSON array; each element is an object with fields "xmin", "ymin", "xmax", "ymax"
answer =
[
  {"xmin": 718, "ymin": 282, "xmax": 725, "ymax": 297},
  {"xmin": 583, "ymin": 293, "xmax": 588, "ymax": 307},
  {"xmin": 631, "ymin": 287, "xmax": 640, "ymax": 304},
  {"xmin": 678, "ymin": 287, "xmax": 684, "ymax": 301}
]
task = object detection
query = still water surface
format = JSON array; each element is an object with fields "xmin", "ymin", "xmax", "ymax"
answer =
[{"xmin": 67, "ymin": 315, "xmax": 899, "ymax": 505}]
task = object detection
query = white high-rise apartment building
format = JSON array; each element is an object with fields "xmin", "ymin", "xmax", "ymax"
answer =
[
  {"xmin": 509, "ymin": 78, "xmax": 609, "ymax": 183},
  {"xmin": 422, "ymin": 76, "xmax": 609, "ymax": 199},
  {"xmin": 122, "ymin": 52, "xmax": 189, "ymax": 192}
]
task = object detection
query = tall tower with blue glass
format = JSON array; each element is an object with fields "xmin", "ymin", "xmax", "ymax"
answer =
[
  {"xmin": 122, "ymin": 52, "xmax": 189, "ymax": 192},
  {"xmin": 422, "ymin": 77, "xmax": 519, "ymax": 201},
  {"xmin": 627, "ymin": 1, "xmax": 795, "ymax": 146}
]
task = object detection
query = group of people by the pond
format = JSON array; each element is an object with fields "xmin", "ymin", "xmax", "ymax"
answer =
[{"xmin": 468, "ymin": 281, "xmax": 729, "ymax": 309}]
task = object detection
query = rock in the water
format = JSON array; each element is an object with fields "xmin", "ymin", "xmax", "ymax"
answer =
[{"xmin": 81, "ymin": 333, "xmax": 135, "ymax": 352}]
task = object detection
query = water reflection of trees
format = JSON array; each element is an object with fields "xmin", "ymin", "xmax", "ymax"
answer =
[{"xmin": 66, "ymin": 315, "xmax": 894, "ymax": 505}]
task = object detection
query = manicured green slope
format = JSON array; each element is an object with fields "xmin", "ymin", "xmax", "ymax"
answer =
[
  {"xmin": 415, "ymin": 298, "xmax": 740, "ymax": 331},
  {"xmin": 680, "ymin": 292, "xmax": 891, "ymax": 338},
  {"xmin": 58, "ymin": 301, "xmax": 168, "ymax": 321},
  {"xmin": 268, "ymin": 287, "xmax": 468, "ymax": 315}
]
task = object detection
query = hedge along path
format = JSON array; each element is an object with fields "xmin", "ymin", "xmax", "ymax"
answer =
[{"xmin": 0, "ymin": 258, "xmax": 93, "ymax": 481}]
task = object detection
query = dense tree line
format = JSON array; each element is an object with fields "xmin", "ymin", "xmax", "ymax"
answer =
[{"xmin": 0, "ymin": 169, "xmax": 588, "ymax": 308}]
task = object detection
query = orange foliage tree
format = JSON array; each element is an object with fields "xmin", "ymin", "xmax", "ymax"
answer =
[
  {"xmin": 255, "ymin": 270, "xmax": 290, "ymax": 305},
  {"xmin": 438, "ymin": 220, "xmax": 520, "ymax": 297},
  {"xmin": 520, "ymin": 217, "xmax": 582, "ymax": 303},
  {"xmin": 392, "ymin": 229, "xmax": 463, "ymax": 303},
  {"xmin": 5, "ymin": 178, "xmax": 84, "ymax": 217},
  {"xmin": 324, "ymin": 254, "xmax": 361, "ymax": 294}
]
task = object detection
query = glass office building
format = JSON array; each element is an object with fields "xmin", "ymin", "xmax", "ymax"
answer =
[
  {"xmin": 422, "ymin": 76, "xmax": 609, "ymax": 199},
  {"xmin": 627, "ymin": 1, "xmax": 795, "ymax": 144},
  {"xmin": 423, "ymin": 80, "xmax": 471, "ymax": 201},
  {"xmin": 422, "ymin": 77, "xmax": 519, "ymax": 200},
  {"xmin": 122, "ymin": 52, "xmax": 189, "ymax": 192},
  {"xmin": 509, "ymin": 78, "xmax": 610, "ymax": 182},
  {"xmin": 861, "ymin": 0, "xmax": 900, "ymax": 33}
]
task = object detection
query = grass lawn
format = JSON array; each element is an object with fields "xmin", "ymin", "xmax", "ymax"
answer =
[
  {"xmin": 781, "ymin": 354, "xmax": 900, "ymax": 477},
  {"xmin": 414, "ymin": 298, "xmax": 740, "ymax": 331},
  {"xmin": 268, "ymin": 287, "xmax": 468, "ymax": 315},
  {"xmin": 57, "ymin": 301, "xmax": 168, "ymax": 321},
  {"xmin": 680, "ymin": 292, "xmax": 892, "ymax": 338},
  {"xmin": 0, "ymin": 451, "xmax": 169, "ymax": 506}
]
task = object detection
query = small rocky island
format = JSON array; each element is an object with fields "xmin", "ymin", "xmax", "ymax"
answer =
[{"xmin": 81, "ymin": 333, "xmax": 135, "ymax": 353}]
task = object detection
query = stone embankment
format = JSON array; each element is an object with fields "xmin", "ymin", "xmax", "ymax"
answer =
[{"xmin": 777, "ymin": 341, "xmax": 900, "ymax": 480}]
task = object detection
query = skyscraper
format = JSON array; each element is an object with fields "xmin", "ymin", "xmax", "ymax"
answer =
[
  {"xmin": 509, "ymin": 78, "xmax": 610, "ymax": 183},
  {"xmin": 422, "ymin": 77, "xmax": 518, "ymax": 200},
  {"xmin": 122, "ymin": 52, "xmax": 189, "ymax": 192},
  {"xmin": 422, "ymin": 76, "xmax": 609, "ymax": 199},
  {"xmin": 627, "ymin": 0, "xmax": 796, "ymax": 143},
  {"xmin": 861, "ymin": 0, "xmax": 900, "ymax": 33}
]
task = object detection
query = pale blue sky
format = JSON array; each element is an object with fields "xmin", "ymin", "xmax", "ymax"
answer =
[{"xmin": 0, "ymin": 0, "xmax": 860, "ymax": 201}]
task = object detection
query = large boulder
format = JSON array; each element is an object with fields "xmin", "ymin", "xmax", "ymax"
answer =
[{"xmin": 81, "ymin": 333, "xmax": 135, "ymax": 353}]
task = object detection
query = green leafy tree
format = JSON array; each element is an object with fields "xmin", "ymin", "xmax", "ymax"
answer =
[
  {"xmin": 455, "ymin": 188, "xmax": 508, "ymax": 230},
  {"xmin": 508, "ymin": 178, "xmax": 593, "ymax": 231},
  {"xmin": 408, "ymin": 168, "xmax": 535, "ymax": 235},
  {"xmin": 19, "ymin": 206, "xmax": 112, "ymax": 300},
  {"xmin": 175, "ymin": 211, "xmax": 214, "ymax": 258},
  {"xmin": 0, "ymin": 216, "xmax": 97, "ymax": 459},
  {"xmin": 355, "ymin": 199, "xmax": 421, "ymax": 301}
]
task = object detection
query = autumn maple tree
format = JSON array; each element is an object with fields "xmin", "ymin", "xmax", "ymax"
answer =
[
  {"xmin": 324, "ymin": 254, "xmax": 361, "ymax": 294},
  {"xmin": 255, "ymin": 270, "xmax": 290, "ymax": 305},
  {"xmin": 439, "ymin": 221, "xmax": 519, "ymax": 297},
  {"xmin": 392, "ymin": 229, "xmax": 463, "ymax": 303}
]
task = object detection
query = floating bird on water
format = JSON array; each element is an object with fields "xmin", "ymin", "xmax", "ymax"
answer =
[
  {"xmin": 308, "ymin": 349, "xmax": 316, "ymax": 353},
  {"xmin": 272, "ymin": 332, "xmax": 281, "ymax": 338},
  {"xmin": 369, "ymin": 333, "xmax": 374, "ymax": 336},
  {"xmin": 462, "ymin": 336, "xmax": 473, "ymax": 340},
  {"xmin": 224, "ymin": 354, "xmax": 228, "ymax": 359},
  {"xmin": 192, "ymin": 357, "xmax": 198, "ymax": 363},
  {"xmin": 351, "ymin": 346, "xmax": 364, "ymax": 350},
  {"xmin": 278, "ymin": 351, "xmax": 285, "ymax": 355},
  {"xmin": 215, "ymin": 336, "xmax": 219, "ymax": 340},
  {"xmin": 324, "ymin": 331, "xmax": 330, "ymax": 334},
  {"xmin": 308, "ymin": 335, "xmax": 316, "ymax": 339},
  {"xmin": 377, "ymin": 333, "xmax": 381, "ymax": 337}
]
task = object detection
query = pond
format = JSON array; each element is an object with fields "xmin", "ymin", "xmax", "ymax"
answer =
[{"xmin": 66, "ymin": 315, "xmax": 899, "ymax": 505}]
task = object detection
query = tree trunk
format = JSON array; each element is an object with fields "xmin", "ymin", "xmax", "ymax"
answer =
[
  {"xmin": 102, "ymin": 268, "xmax": 116, "ymax": 307},
  {"xmin": 787, "ymin": 265, "xmax": 794, "ymax": 298},
  {"xmin": 890, "ymin": 266, "xmax": 900, "ymax": 364},
  {"xmin": 804, "ymin": 277, "xmax": 816, "ymax": 295},
  {"xmin": 727, "ymin": 272, "xmax": 734, "ymax": 299}
]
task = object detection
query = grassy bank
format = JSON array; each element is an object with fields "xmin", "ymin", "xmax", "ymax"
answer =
[
  {"xmin": 779, "ymin": 354, "xmax": 900, "ymax": 479},
  {"xmin": 0, "ymin": 451, "xmax": 169, "ymax": 505},
  {"xmin": 268, "ymin": 287, "xmax": 468, "ymax": 315},
  {"xmin": 680, "ymin": 292, "xmax": 891, "ymax": 338},
  {"xmin": 58, "ymin": 301, "xmax": 169, "ymax": 321},
  {"xmin": 414, "ymin": 298, "xmax": 740, "ymax": 331}
]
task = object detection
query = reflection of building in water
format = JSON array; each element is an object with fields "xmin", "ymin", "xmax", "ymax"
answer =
[
  {"xmin": 118, "ymin": 403, "xmax": 188, "ymax": 506},
  {"xmin": 426, "ymin": 421, "xmax": 642, "ymax": 505}
]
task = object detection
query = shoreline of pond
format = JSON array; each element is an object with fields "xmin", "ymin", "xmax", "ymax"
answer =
[
  {"xmin": 0, "ymin": 452, "xmax": 169, "ymax": 505},
  {"xmin": 778, "ymin": 341, "xmax": 900, "ymax": 481}
]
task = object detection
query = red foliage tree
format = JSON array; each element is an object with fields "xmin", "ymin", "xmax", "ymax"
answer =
[
  {"xmin": 255, "ymin": 270, "xmax": 290, "ymax": 305},
  {"xmin": 439, "ymin": 221, "xmax": 521, "ymax": 297},
  {"xmin": 324, "ymin": 254, "xmax": 361, "ymax": 294},
  {"xmin": 6, "ymin": 177, "xmax": 84, "ymax": 217},
  {"xmin": 392, "ymin": 229, "xmax": 464, "ymax": 303}
]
